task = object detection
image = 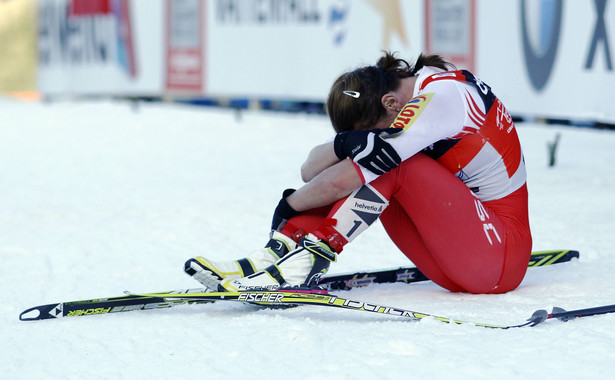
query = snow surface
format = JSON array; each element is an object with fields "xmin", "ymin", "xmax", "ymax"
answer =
[{"xmin": 1, "ymin": 98, "xmax": 614, "ymax": 379}]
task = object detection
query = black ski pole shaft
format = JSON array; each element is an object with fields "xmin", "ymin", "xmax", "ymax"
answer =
[{"xmin": 550, "ymin": 304, "xmax": 615, "ymax": 322}]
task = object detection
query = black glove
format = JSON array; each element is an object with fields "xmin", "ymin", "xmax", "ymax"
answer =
[
  {"xmin": 270, "ymin": 188, "xmax": 299, "ymax": 232},
  {"xmin": 333, "ymin": 128, "xmax": 403, "ymax": 175}
]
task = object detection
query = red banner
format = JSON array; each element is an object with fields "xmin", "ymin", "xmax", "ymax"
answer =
[{"xmin": 69, "ymin": 0, "xmax": 112, "ymax": 15}]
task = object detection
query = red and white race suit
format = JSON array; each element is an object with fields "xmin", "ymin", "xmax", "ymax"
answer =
[{"xmin": 285, "ymin": 67, "xmax": 532, "ymax": 294}]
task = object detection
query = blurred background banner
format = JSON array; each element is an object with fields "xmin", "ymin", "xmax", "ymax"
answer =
[
  {"xmin": 165, "ymin": 0, "xmax": 203, "ymax": 93},
  {"xmin": 36, "ymin": 0, "xmax": 159, "ymax": 95},
  {"xmin": 425, "ymin": 0, "xmax": 476, "ymax": 73},
  {"xmin": 2, "ymin": 0, "xmax": 614, "ymax": 123},
  {"xmin": 478, "ymin": 0, "xmax": 614, "ymax": 124},
  {"xmin": 203, "ymin": 0, "xmax": 423, "ymax": 100}
]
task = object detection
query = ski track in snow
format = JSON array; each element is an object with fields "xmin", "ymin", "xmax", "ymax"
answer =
[{"xmin": 1, "ymin": 98, "xmax": 614, "ymax": 379}]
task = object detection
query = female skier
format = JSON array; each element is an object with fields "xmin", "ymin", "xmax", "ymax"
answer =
[{"xmin": 185, "ymin": 52, "xmax": 532, "ymax": 294}]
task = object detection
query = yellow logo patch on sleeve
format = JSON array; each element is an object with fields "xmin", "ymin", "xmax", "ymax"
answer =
[{"xmin": 392, "ymin": 92, "xmax": 435, "ymax": 133}]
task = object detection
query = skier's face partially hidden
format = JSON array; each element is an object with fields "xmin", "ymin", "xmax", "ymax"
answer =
[{"xmin": 369, "ymin": 76, "xmax": 418, "ymax": 131}]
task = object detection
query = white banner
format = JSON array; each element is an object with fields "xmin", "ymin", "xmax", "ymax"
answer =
[
  {"xmin": 37, "ymin": 0, "xmax": 163, "ymax": 96},
  {"xmin": 477, "ymin": 0, "xmax": 615, "ymax": 123},
  {"xmin": 204, "ymin": 0, "xmax": 424, "ymax": 100},
  {"xmin": 36, "ymin": 0, "xmax": 615, "ymax": 123}
]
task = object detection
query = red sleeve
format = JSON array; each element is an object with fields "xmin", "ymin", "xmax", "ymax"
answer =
[{"xmin": 351, "ymin": 160, "xmax": 366, "ymax": 184}]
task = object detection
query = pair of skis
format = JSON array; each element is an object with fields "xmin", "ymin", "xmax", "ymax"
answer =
[{"xmin": 20, "ymin": 249, "xmax": 611, "ymax": 327}]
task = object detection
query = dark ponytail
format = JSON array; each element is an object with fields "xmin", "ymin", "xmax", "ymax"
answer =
[
  {"xmin": 409, "ymin": 53, "xmax": 454, "ymax": 75},
  {"xmin": 327, "ymin": 51, "xmax": 454, "ymax": 133}
]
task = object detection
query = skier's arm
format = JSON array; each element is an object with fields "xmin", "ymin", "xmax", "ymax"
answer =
[
  {"xmin": 300, "ymin": 126, "xmax": 402, "ymax": 183},
  {"xmin": 300, "ymin": 141, "xmax": 340, "ymax": 183},
  {"xmin": 289, "ymin": 158, "xmax": 362, "ymax": 211}
]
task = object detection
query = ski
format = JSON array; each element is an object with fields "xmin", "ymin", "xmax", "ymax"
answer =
[
  {"xmin": 19, "ymin": 288, "xmax": 214, "ymax": 321},
  {"xmin": 20, "ymin": 286, "xmax": 533, "ymax": 328},
  {"xmin": 318, "ymin": 249, "xmax": 579, "ymax": 290}
]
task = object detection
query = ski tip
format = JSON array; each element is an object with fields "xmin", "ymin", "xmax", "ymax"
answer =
[
  {"xmin": 19, "ymin": 303, "xmax": 63, "ymax": 321},
  {"xmin": 19, "ymin": 307, "xmax": 42, "ymax": 321},
  {"xmin": 528, "ymin": 309, "xmax": 549, "ymax": 326},
  {"xmin": 566, "ymin": 250, "xmax": 580, "ymax": 260}
]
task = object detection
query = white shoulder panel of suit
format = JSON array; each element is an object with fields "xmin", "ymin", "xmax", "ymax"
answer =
[{"xmin": 356, "ymin": 67, "xmax": 527, "ymax": 202}]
